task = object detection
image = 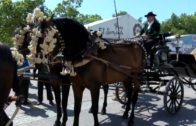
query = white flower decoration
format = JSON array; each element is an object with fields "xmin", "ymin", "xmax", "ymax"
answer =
[{"xmin": 11, "ymin": 48, "xmax": 24, "ymax": 65}]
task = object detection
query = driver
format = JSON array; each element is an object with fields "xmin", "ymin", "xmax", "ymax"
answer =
[{"xmin": 140, "ymin": 11, "xmax": 160, "ymax": 66}]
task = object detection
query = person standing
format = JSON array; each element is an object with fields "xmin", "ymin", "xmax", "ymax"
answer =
[
  {"xmin": 35, "ymin": 64, "xmax": 54, "ymax": 105},
  {"xmin": 17, "ymin": 56, "xmax": 31, "ymax": 105}
]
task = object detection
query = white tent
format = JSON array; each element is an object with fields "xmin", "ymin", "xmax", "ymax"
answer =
[{"xmin": 85, "ymin": 14, "xmax": 142, "ymax": 39}]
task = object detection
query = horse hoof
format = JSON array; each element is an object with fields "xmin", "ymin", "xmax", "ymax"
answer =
[
  {"xmin": 61, "ymin": 123, "xmax": 66, "ymax": 126},
  {"xmin": 122, "ymin": 113, "xmax": 128, "ymax": 119},
  {"xmin": 128, "ymin": 120, "xmax": 134, "ymax": 126},
  {"xmin": 101, "ymin": 109, "xmax": 106, "ymax": 115},
  {"xmin": 94, "ymin": 123, "xmax": 100, "ymax": 126},
  {"xmin": 54, "ymin": 121, "xmax": 61, "ymax": 126},
  {"xmin": 88, "ymin": 108, "xmax": 92, "ymax": 113}
]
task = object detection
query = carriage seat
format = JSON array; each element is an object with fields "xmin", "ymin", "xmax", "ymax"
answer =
[
  {"xmin": 159, "ymin": 32, "xmax": 172, "ymax": 38},
  {"xmin": 191, "ymin": 48, "xmax": 196, "ymax": 61}
]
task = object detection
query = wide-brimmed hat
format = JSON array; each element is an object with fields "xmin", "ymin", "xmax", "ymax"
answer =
[{"xmin": 145, "ymin": 12, "xmax": 157, "ymax": 17}]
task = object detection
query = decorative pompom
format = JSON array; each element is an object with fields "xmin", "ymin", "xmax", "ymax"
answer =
[
  {"xmin": 11, "ymin": 48, "xmax": 24, "ymax": 65},
  {"xmin": 99, "ymin": 41, "xmax": 107, "ymax": 50},
  {"xmin": 26, "ymin": 13, "xmax": 33, "ymax": 23},
  {"xmin": 96, "ymin": 31, "xmax": 103, "ymax": 37}
]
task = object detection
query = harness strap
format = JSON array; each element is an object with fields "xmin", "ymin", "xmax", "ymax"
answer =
[
  {"xmin": 5, "ymin": 107, "xmax": 20, "ymax": 126},
  {"xmin": 88, "ymin": 55, "xmax": 142, "ymax": 79}
]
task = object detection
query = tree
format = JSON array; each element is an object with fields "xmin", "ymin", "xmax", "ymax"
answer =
[
  {"xmin": 53, "ymin": 0, "xmax": 82, "ymax": 18},
  {"xmin": 53, "ymin": 0, "xmax": 102, "ymax": 24},
  {"xmin": 0, "ymin": 0, "xmax": 45, "ymax": 45},
  {"xmin": 137, "ymin": 17, "xmax": 143, "ymax": 24},
  {"xmin": 161, "ymin": 13, "xmax": 196, "ymax": 34},
  {"xmin": 112, "ymin": 11, "xmax": 127, "ymax": 17},
  {"xmin": 77, "ymin": 14, "xmax": 102, "ymax": 24}
]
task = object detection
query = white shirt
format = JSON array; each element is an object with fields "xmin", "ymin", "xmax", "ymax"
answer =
[{"xmin": 147, "ymin": 20, "xmax": 154, "ymax": 30}]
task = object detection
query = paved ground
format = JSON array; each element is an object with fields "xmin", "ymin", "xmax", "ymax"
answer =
[{"xmin": 5, "ymin": 80, "xmax": 196, "ymax": 126}]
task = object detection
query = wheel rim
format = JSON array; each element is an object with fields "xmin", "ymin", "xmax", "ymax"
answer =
[
  {"xmin": 115, "ymin": 83, "xmax": 128, "ymax": 105},
  {"xmin": 164, "ymin": 77, "xmax": 184, "ymax": 115},
  {"xmin": 190, "ymin": 79, "xmax": 196, "ymax": 91}
]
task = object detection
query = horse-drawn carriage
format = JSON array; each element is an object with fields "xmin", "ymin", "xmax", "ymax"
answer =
[{"xmin": 3, "ymin": 7, "xmax": 196, "ymax": 126}]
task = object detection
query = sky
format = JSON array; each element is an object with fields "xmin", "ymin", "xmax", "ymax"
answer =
[{"xmin": 14, "ymin": 0, "xmax": 196, "ymax": 22}]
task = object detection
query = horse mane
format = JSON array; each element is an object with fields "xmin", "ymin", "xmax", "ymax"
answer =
[{"xmin": 52, "ymin": 17, "xmax": 90, "ymax": 62}]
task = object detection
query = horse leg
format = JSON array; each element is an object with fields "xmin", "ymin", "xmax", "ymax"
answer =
[
  {"xmin": 89, "ymin": 85, "xmax": 108, "ymax": 114},
  {"xmin": 90, "ymin": 84, "xmax": 101, "ymax": 126},
  {"xmin": 52, "ymin": 85, "xmax": 62, "ymax": 126},
  {"xmin": 73, "ymin": 84, "xmax": 84, "ymax": 126},
  {"xmin": 61, "ymin": 84, "xmax": 70, "ymax": 126},
  {"xmin": 101, "ymin": 85, "xmax": 108, "ymax": 115},
  {"xmin": 122, "ymin": 81, "xmax": 133, "ymax": 119},
  {"xmin": 128, "ymin": 80, "xmax": 140, "ymax": 125}
]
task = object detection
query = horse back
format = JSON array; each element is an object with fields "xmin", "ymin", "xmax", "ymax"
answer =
[
  {"xmin": 80, "ymin": 42, "xmax": 146, "ymax": 84},
  {"xmin": 100, "ymin": 43, "xmax": 145, "ymax": 71}
]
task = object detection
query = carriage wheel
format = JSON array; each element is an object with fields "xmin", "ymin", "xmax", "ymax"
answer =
[
  {"xmin": 190, "ymin": 78, "xmax": 196, "ymax": 91},
  {"xmin": 115, "ymin": 82, "xmax": 128, "ymax": 105},
  {"xmin": 164, "ymin": 77, "xmax": 184, "ymax": 115}
]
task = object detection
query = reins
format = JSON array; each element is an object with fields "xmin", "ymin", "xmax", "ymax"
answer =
[
  {"xmin": 18, "ymin": 73, "xmax": 71, "ymax": 86},
  {"xmin": 87, "ymin": 54, "xmax": 143, "ymax": 79}
]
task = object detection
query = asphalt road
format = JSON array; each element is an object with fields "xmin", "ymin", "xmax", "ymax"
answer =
[{"xmin": 6, "ymin": 80, "xmax": 196, "ymax": 126}]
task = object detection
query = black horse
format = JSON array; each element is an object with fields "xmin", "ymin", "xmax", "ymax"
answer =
[
  {"xmin": 52, "ymin": 17, "xmax": 110, "ymax": 115},
  {"xmin": 0, "ymin": 43, "xmax": 20, "ymax": 126}
]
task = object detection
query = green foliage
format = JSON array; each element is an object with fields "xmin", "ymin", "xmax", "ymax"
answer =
[
  {"xmin": 0, "ymin": 0, "xmax": 102, "ymax": 46},
  {"xmin": 0, "ymin": 0, "xmax": 44, "ymax": 45},
  {"xmin": 53, "ymin": 0, "xmax": 102, "ymax": 24},
  {"xmin": 77, "ymin": 14, "xmax": 102, "ymax": 24},
  {"xmin": 161, "ymin": 13, "xmax": 196, "ymax": 35},
  {"xmin": 53, "ymin": 0, "xmax": 83, "ymax": 18},
  {"xmin": 137, "ymin": 17, "xmax": 143, "ymax": 23},
  {"xmin": 112, "ymin": 11, "xmax": 127, "ymax": 17}
]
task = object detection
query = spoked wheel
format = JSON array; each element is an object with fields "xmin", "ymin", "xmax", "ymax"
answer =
[
  {"xmin": 164, "ymin": 77, "xmax": 184, "ymax": 115},
  {"xmin": 115, "ymin": 82, "xmax": 128, "ymax": 105},
  {"xmin": 190, "ymin": 78, "xmax": 196, "ymax": 91},
  {"xmin": 179, "ymin": 77, "xmax": 196, "ymax": 92}
]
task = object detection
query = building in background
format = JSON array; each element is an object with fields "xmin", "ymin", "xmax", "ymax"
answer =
[{"xmin": 85, "ymin": 14, "xmax": 142, "ymax": 39}]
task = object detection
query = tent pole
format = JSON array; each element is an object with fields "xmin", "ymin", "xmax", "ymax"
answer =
[{"xmin": 114, "ymin": 0, "xmax": 120, "ymax": 39}]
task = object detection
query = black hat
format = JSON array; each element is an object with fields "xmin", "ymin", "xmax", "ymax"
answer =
[{"xmin": 145, "ymin": 12, "xmax": 157, "ymax": 17}]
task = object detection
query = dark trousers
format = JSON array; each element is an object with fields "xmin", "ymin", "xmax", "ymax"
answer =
[
  {"xmin": 144, "ymin": 40, "xmax": 157, "ymax": 66},
  {"xmin": 0, "ymin": 109, "xmax": 12, "ymax": 126},
  {"xmin": 19, "ymin": 79, "xmax": 30, "ymax": 102},
  {"xmin": 38, "ymin": 80, "xmax": 53, "ymax": 102}
]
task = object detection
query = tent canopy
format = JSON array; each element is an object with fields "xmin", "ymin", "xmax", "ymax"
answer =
[{"xmin": 85, "ymin": 14, "xmax": 142, "ymax": 39}]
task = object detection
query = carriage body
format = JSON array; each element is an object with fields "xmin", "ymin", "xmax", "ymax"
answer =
[
  {"xmin": 141, "ymin": 34, "xmax": 196, "ymax": 115},
  {"xmin": 117, "ymin": 33, "xmax": 196, "ymax": 115}
]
